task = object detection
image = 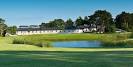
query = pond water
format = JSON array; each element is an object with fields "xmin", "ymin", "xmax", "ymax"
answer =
[{"xmin": 52, "ymin": 41, "xmax": 102, "ymax": 48}]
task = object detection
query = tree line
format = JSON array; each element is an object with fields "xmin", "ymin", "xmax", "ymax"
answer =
[
  {"xmin": 0, "ymin": 10, "xmax": 133, "ymax": 36},
  {"xmin": 40, "ymin": 10, "xmax": 133, "ymax": 33}
]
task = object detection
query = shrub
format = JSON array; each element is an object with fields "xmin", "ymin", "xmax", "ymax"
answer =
[
  {"xmin": 13, "ymin": 39, "xmax": 24, "ymax": 44},
  {"xmin": 102, "ymin": 41, "xmax": 133, "ymax": 48},
  {"xmin": 12, "ymin": 38, "xmax": 52, "ymax": 47},
  {"xmin": 130, "ymin": 32, "xmax": 133, "ymax": 38},
  {"xmin": 116, "ymin": 34, "xmax": 128, "ymax": 40}
]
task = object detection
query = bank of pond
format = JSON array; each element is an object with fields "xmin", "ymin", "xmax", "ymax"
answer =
[
  {"xmin": 12, "ymin": 33, "xmax": 133, "ymax": 48},
  {"xmin": 13, "ymin": 40, "xmax": 133, "ymax": 48}
]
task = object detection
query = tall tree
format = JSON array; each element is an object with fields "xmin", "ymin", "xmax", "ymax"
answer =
[
  {"xmin": 0, "ymin": 18, "xmax": 7, "ymax": 36},
  {"xmin": 129, "ymin": 13, "xmax": 133, "ymax": 31},
  {"xmin": 83, "ymin": 16, "xmax": 89, "ymax": 25},
  {"xmin": 54, "ymin": 19, "xmax": 65, "ymax": 30},
  {"xmin": 75, "ymin": 16, "xmax": 84, "ymax": 27},
  {"xmin": 89, "ymin": 10, "xmax": 115, "ymax": 33},
  {"xmin": 40, "ymin": 19, "xmax": 65, "ymax": 30},
  {"xmin": 65, "ymin": 18, "xmax": 74, "ymax": 29},
  {"xmin": 40, "ymin": 22, "xmax": 45, "ymax": 29},
  {"xmin": 7, "ymin": 26, "xmax": 17, "ymax": 35},
  {"xmin": 115, "ymin": 12, "xmax": 131, "ymax": 31}
]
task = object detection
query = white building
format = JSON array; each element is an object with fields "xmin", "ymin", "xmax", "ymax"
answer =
[
  {"xmin": 16, "ymin": 29, "xmax": 83, "ymax": 35},
  {"xmin": 16, "ymin": 25, "xmax": 97, "ymax": 35}
]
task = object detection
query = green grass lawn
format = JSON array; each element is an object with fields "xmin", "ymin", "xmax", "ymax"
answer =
[
  {"xmin": 0, "ymin": 33, "xmax": 133, "ymax": 67},
  {"xmin": 0, "ymin": 49, "xmax": 133, "ymax": 67}
]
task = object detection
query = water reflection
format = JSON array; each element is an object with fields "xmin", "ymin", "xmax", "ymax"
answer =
[{"xmin": 52, "ymin": 41, "xmax": 102, "ymax": 48}]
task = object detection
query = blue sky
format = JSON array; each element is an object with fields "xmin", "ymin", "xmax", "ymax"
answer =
[{"xmin": 0, "ymin": 0, "xmax": 133, "ymax": 26}]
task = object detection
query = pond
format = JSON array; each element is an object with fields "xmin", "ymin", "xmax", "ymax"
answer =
[{"xmin": 52, "ymin": 41, "xmax": 102, "ymax": 48}]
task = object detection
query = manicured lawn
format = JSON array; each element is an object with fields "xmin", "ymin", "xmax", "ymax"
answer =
[
  {"xmin": 0, "ymin": 33, "xmax": 133, "ymax": 67},
  {"xmin": 0, "ymin": 49, "xmax": 133, "ymax": 67},
  {"xmin": 0, "ymin": 42, "xmax": 133, "ymax": 67}
]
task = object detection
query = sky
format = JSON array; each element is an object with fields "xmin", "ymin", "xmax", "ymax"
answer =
[{"xmin": 0, "ymin": 0, "xmax": 133, "ymax": 26}]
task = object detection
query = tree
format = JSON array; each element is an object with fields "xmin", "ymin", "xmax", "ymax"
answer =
[
  {"xmin": 83, "ymin": 16, "xmax": 89, "ymax": 25},
  {"xmin": 129, "ymin": 13, "xmax": 133, "ymax": 31},
  {"xmin": 0, "ymin": 18, "xmax": 7, "ymax": 36},
  {"xmin": 40, "ymin": 19, "xmax": 65, "ymax": 30},
  {"xmin": 7, "ymin": 26, "xmax": 17, "ymax": 35},
  {"xmin": 65, "ymin": 18, "xmax": 74, "ymax": 29},
  {"xmin": 40, "ymin": 22, "xmax": 45, "ymax": 29},
  {"xmin": 88, "ymin": 15, "xmax": 97, "ymax": 25},
  {"xmin": 75, "ymin": 16, "xmax": 84, "ymax": 27},
  {"xmin": 115, "ymin": 12, "xmax": 131, "ymax": 31},
  {"xmin": 53, "ymin": 19, "xmax": 65, "ymax": 30},
  {"xmin": 2, "ymin": 29, "xmax": 6, "ymax": 37},
  {"xmin": 88, "ymin": 10, "xmax": 115, "ymax": 33},
  {"xmin": 105, "ymin": 18, "xmax": 116, "ymax": 33}
]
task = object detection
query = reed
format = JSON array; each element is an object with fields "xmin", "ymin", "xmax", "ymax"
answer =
[
  {"xmin": 12, "ymin": 33, "xmax": 130, "ymax": 47},
  {"xmin": 102, "ymin": 40, "xmax": 133, "ymax": 48},
  {"xmin": 13, "ymin": 37, "xmax": 51, "ymax": 47}
]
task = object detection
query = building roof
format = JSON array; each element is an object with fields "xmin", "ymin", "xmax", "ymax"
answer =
[
  {"xmin": 17, "ymin": 28, "xmax": 81, "ymax": 31},
  {"xmin": 17, "ymin": 28, "xmax": 41, "ymax": 31},
  {"xmin": 77, "ymin": 24, "xmax": 96, "ymax": 29}
]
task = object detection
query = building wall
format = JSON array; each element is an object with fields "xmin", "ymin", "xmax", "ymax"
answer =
[
  {"xmin": 83, "ymin": 28, "xmax": 97, "ymax": 32},
  {"xmin": 16, "ymin": 29, "xmax": 83, "ymax": 35}
]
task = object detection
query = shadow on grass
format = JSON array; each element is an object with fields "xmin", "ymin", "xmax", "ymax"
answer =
[{"xmin": 0, "ymin": 51, "xmax": 133, "ymax": 67}]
